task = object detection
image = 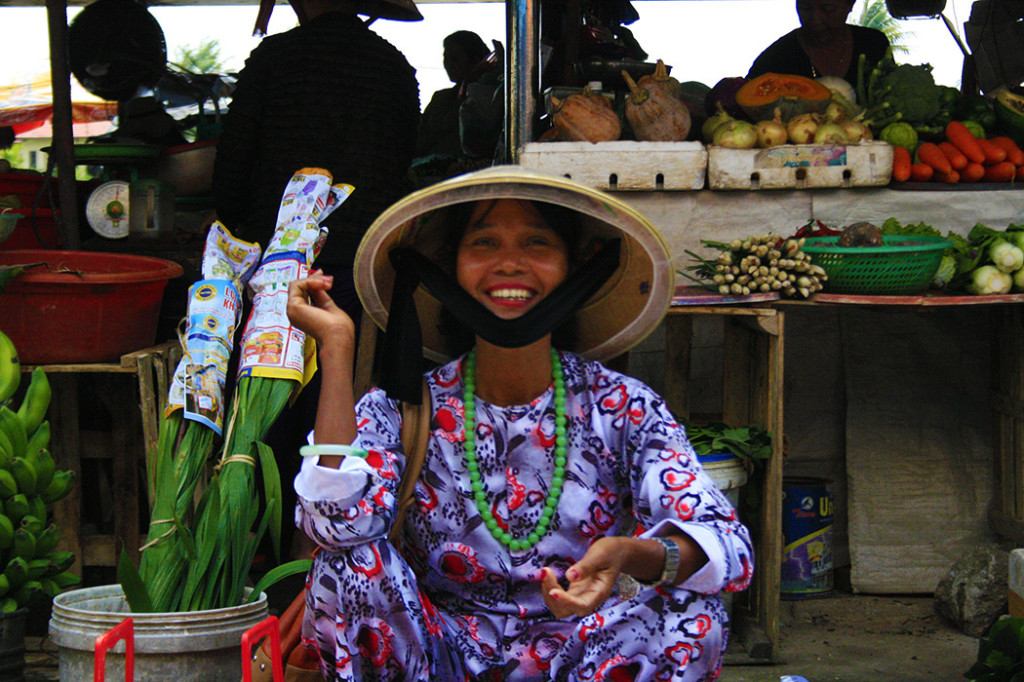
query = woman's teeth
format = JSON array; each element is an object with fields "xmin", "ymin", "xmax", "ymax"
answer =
[{"xmin": 489, "ymin": 288, "xmax": 532, "ymax": 301}]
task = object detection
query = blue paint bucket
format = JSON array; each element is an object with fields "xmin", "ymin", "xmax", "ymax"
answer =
[{"xmin": 781, "ymin": 477, "xmax": 834, "ymax": 599}]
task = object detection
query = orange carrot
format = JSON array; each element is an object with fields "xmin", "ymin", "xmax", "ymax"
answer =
[
  {"xmin": 946, "ymin": 121, "xmax": 986, "ymax": 164},
  {"xmin": 982, "ymin": 161, "xmax": 1017, "ymax": 182},
  {"xmin": 938, "ymin": 141, "xmax": 968, "ymax": 170},
  {"xmin": 976, "ymin": 137, "xmax": 1008, "ymax": 165},
  {"xmin": 933, "ymin": 168, "xmax": 960, "ymax": 184},
  {"xmin": 909, "ymin": 163, "xmax": 934, "ymax": 182},
  {"xmin": 916, "ymin": 142, "xmax": 952, "ymax": 174},
  {"xmin": 990, "ymin": 136, "xmax": 1024, "ymax": 166},
  {"xmin": 891, "ymin": 146, "xmax": 912, "ymax": 182},
  {"xmin": 960, "ymin": 162, "xmax": 986, "ymax": 183}
]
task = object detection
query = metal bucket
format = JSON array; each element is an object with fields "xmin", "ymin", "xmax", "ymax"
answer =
[
  {"xmin": 781, "ymin": 477, "xmax": 835, "ymax": 599},
  {"xmin": 0, "ymin": 608, "xmax": 27, "ymax": 682},
  {"xmin": 49, "ymin": 584, "xmax": 268, "ymax": 681}
]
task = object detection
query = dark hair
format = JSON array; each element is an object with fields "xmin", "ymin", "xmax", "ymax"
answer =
[
  {"xmin": 443, "ymin": 30, "xmax": 490, "ymax": 64},
  {"xmin": 435, "ymin": 199, "xmax": 580, "ymax": 354}
]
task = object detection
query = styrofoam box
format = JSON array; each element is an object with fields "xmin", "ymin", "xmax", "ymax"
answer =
[
  {"xmin": 1010, "ymin": 548, "xmax": 1024, "ymax": 618},
  {"xmin": 707, "ymin": 140, "xmax": 894, "ymax": 190},
  {"xmin": 519, "ymin": 141, "xmax": 707, "ymax": 191}
]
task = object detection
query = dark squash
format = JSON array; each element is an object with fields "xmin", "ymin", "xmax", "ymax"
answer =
[{"xmin": 736, "ymin": 73, "xmax": 832, "ymax": 123}]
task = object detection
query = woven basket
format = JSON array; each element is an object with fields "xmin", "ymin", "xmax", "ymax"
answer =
[{"xmin": 802, "ymin": 235, "xmax": 952, "ymax": 295}]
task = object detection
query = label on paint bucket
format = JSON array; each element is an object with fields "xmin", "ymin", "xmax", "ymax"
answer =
[{"xmin": 781, "ymin": 477, "xmax": 834, "ymax": 598}]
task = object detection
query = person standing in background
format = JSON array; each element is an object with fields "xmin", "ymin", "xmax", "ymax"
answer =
[
  {"xmin": 415, "ymin": 30, "xmax": 492, "ymax": 160},
  {"xmin": 747, "ymin": 0, "xmax": 890, "ymax": 83},
  {"xmin": 212, "ymin": 0, "xmax": 422, "ymax": 567}
]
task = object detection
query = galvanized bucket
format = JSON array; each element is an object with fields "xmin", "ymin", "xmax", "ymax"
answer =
[{"xmin": 49, "ymin": 584, "xmax": 268, "ymax": 681}]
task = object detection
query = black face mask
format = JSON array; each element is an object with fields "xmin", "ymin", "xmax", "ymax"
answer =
[{"xmin": 378, "ymin": 239, "xmax": 622, "ymax": 403}]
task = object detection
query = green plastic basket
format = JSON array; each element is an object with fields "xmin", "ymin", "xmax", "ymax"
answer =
[{"xmin": 802, "ymin": 235, "xmax": 952, "ymax": 295}]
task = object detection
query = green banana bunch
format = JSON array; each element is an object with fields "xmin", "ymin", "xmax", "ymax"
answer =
[
  {"xmin": 0, "ymin": 470, "xmax": 15, "ymax": 499},
  {"xmin": 0, "ymin": 514, "xmax": 12, "ymax": 550},
  {"xmin": 25, "ymin": 421, "xmax": 49, "ymax": 460},
  {"xmin": 16, "ymin": 367, "xmax": 50, "ymax": 436},
  {"xmin": 10, "ymin": 457, "xmax": 36, "ymax": 496},
  {"xmin": 0, "ymin": 331, "xmax": 19, "ymax": 406},
  {"xmin": 3, "ymin": 493, "xmax": 29, "ymax": 524},
  {"xmin": 12, "ymin": 527, "xmax": 35, "ymax": 559}
]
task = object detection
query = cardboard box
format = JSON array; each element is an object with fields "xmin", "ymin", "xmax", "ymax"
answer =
[
  {"xmin": 707, "ymin": 140, "xmax": 894, "ymax": 190},
  {"xmin": 519, "ymin": 140, "xmax": 707, "ymax": 191}
]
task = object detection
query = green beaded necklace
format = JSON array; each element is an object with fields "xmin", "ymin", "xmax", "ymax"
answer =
[{"xmin": 462, "ymin": 347, "xmax": 568, "ymax": 552}]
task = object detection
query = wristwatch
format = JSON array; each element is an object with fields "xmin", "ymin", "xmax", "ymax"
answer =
[{"xmin": 652, "ymin": 537, "xmax": 680, "ymax": 585}]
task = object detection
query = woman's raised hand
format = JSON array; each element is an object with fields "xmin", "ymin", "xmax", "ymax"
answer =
[
  {"xmin": 286, "ymin": 270, "xmax": 356, "ymax": 351},
  {"xmin": 540, "ymin": 537, "xmax": 623, "ymax": 618}
]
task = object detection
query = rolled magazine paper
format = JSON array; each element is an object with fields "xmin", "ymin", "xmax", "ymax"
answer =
[
  {"xmin": 166, "ymin": 222, "xmax": 262, "ymax": 434},
  {"xmin": 238, "ymin": 168, "xmax": 354, "ymax": 383}
]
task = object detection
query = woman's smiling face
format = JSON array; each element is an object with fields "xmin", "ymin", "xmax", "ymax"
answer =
[{"xmin": 455, "ymin": 199, "xmax": 570, "ymax": 319}]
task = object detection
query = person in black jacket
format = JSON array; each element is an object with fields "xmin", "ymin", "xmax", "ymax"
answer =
[
  {"xmin": 747, "ymin": 0, "xmax": 889, "ymax": 84},
  {"xmin": 212, "ymin": 0, "xmax": 422, "ymax": 568},
  {"xmin": 213, "ymin": 0, "xmax": 421, "ymax": 309}
]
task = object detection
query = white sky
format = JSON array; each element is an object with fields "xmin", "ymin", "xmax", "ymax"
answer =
[{"xmin": 0, "ymin": 0, "xmax": 977, "ymax": 109}]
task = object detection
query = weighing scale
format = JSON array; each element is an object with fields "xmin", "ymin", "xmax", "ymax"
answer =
[{"xmin": 85, "ymin": 180, "xmax": 130, "ymax": 239}]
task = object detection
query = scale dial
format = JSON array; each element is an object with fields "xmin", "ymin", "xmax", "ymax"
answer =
[{"xmin": 86, "ymin": 180, "xmax": 130, "ymax": 238}]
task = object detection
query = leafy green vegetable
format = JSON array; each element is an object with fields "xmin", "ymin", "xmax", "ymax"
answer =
[
  {"xmin": 684, "ymin": 420, "xmax": 772, "ymax": 463},
  {"xmin": 964, "ymin": 616, "xmax": 1024, "ymax": 681},
  {"xmin": 879, "ymin": 217, "xmax": 942, "ymax": 238},
  {"xmin": 859, "ymin": 48, "xmax": 947, "ymax": 134}
]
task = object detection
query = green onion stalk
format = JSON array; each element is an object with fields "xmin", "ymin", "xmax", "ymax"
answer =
[
  {"xmin": 122, "ymin": 223, "xmax": 263, "ymax": 613},
  {"xmin": 171, "ymin": 169, "xmax": 353, "ymax": 612}
]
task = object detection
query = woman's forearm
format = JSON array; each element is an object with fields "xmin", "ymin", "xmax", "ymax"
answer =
[
  {"xmin": 624, "ymin": 534, "xmax": 709, "ymax": 585},
  {"xmin": 312, "ymin": 335, "xmax": 359, "ymax": 468}
]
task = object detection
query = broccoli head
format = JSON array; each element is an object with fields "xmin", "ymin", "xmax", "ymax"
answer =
[{"xmin": 879, "ymin": 64, "xmax": 943, "ymax": 123}]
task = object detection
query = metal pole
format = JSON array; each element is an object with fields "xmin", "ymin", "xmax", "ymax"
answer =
[
  {"xmin": 46, "ymin": 0, "xmax": 80, "ymax": 249},
  {"xmin": 506, "ymin": 0, "xmax": 536, "ymax": 163}
]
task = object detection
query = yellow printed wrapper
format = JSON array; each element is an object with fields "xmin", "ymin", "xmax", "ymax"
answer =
[{"xmin": 238, "ymin": 170, "xmax": 353, "ymax": 382}]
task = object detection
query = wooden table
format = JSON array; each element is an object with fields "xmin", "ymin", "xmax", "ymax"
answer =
[
  {"xmin": 25, "ymin": 342, "xmax": 181, "ymax": 574},
  {"xmin": 664, "ymin": 301, "xmax": 784, "ymax": 663}
]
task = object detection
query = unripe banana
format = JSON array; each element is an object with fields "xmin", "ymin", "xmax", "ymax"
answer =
[
  {"xmin": 4, "ymin": 493, "xmax": 29, "ymax": 524},
  {"xmin": 26, "ymin": 558, "xmax": 48, "ymax": 580},
  {"xmin": 12, "ymin": 528, "xmax": 35, "ymax": 559},
  {"xmin": 16, "ymin": 367, "xmax": 50, "ymax": 435},
  {"xmin": 19, "ymin": 514, "xmax": 42, "ymax": 537},
  {"xmin": 50, "ymin": 570, "xmax": 80, "ymax": 589},
  {"xmin": 39, "ymin": 577, "xmax": 59, "ymax": 599},
  {"xmin": 45, "ymin": 550, "xmax": 75, "ymax": 574},
  {"xmin": 0, "ymin": 513, "xmax": 13, "ymax": 551},
  {"xmin": 29, "ymin": 448, "xmax": 54, "ymax": 493},
  {"xmin": 0, "ymin": 430, "xmax": 13, "ymax": 470},
  {"xmin": 0, "ymin": 597, "xmax": 16, "ymax": 613},
  {"xmin": 0, "ymin": 574, "xmax": 9, "ymax": 597},
  {"xmin": 12, "ymin": 579, "xmax": 42, "ymax": 607},
  {"xmin": 39, "ymin": 470, "xmax": 75, "ymax": 504},
  {"xmin": 9, "ymin": 457, "xmax": 36, "ymax": 496},
  {"xmin": 0, "ymin": 470, "xmax": 16, "ymax": 499},
  {"xmin": 3, "ymin": 555, "xmax": 28, "ymax": 589},
  {"xmin": 0, "ymin": 331, "xmax": 20, "ymax": 406},
  {"xmin": 33, "ymin": 523, "xmax": 58, "ymax": 556},
  {"xmin": 0, "ymin": 408, "xmax": 26, "ymax": 461},
  {"xmin": 27, "ymin": 495, "xmax": 44, "ymax": 525},
  {"xmin": 25, "ymin": 421, "xmax": 50, "ymax": 459}
]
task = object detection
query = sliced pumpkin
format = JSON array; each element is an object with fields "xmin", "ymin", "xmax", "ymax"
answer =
[{"xmin": 736, "ymin": 73, "xmax": 833, "ymax": 123}]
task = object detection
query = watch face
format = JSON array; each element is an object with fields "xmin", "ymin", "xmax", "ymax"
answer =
[{"xmin": 86, "ymin": 180, "xmax": 130, "ymax": 239}]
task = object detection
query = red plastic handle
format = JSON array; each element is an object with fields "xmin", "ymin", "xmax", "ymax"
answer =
[
  {"xmin": 94, "ymin": 617, "xmax": 134, "ymax": 682},
  {"xmin": 241, "ymin": 615, "xmax": 283, "ymax": 682}
]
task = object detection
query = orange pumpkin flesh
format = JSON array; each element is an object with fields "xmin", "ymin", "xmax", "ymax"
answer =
[{"xmin": 736, "ymin": 73, "xmax": 832, "ymax": 123}]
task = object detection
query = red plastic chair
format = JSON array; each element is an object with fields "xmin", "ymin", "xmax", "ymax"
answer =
[
  {"xmin": 241, "ymin": 615, "xmax": 284, "ymax": 682},
  {"xmin": 94, "ymin": 617, "xmax": 134, "ymax": 682}
]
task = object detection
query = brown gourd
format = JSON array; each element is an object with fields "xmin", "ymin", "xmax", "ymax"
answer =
[
  {"xmin": 637, "ymin": 59, "xmax": 682, "ymax": 100},
  {"xmin": 549, "ymin": 86, "xmax": 621, "ymax": 143},
  {"xmin": 622, "ymin": 70, "xmax": 691, "ymax": 142}
]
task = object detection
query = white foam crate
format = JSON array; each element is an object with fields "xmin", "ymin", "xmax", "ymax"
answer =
[
  {"xmin": 519, "ymin": 140, "xmax": 707, "ymax": 191},
  {"xmin": 707, "ymin": 140, "xmax": 894, "ymax": 190}
]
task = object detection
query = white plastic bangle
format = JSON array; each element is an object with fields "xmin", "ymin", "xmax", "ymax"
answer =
[{"xmin": 299, "ymin": 444, "xmax": 368, "ymax": 459}]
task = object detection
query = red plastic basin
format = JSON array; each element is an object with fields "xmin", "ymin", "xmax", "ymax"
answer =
[{"xmin": 0, "ymin": 249, "xmax": 184, "ymax": 364}]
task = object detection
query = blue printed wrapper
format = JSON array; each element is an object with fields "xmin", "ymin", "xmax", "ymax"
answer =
[{"xmin": 166, "ymin": 222, "xmax": 262, "ymax": 433}]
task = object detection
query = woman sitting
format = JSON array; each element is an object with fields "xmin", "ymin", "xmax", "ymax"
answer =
[{"xmin": 285, "ymin": 167, "xmax": 754, "ymax": 681}]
